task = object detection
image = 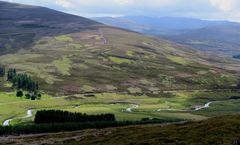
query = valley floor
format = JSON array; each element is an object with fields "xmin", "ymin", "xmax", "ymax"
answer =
[{"xmin": 1, "ymin": 90, "xmax": 240, "ymax": 126}]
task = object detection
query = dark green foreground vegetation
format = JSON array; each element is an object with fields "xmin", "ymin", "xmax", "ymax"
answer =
[
  {"xmin": 69, "ymin": 115, "xmax": 240, "ymax": 145},
  {"xmin": 0, "ymin": 118, "xmax": 181, "ymax": 136},
  {"xmin": 1, "ymin": 115, "xmax": 240, "ymax": 145},
  {"xmin": 0, "ymin": 109, "xmax": 182, "ymax": 136}
]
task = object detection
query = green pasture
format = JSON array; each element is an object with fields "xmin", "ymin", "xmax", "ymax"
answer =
[{"xmin": 0, "ymin": 90, "xmax": 240, "ymax": 126}]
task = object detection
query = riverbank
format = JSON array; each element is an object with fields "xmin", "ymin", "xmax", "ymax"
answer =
[{"xmin": 3, "ymin": 110, "xmax": 32, "ymax": 126}]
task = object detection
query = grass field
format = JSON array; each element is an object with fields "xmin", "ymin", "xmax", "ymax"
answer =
[
  {"xmin": 1, "ymin": 90, "xmax": 240, "ymax": 126},
  {"xmin": 52, "ymin": 56, "xmax": 72, "ymax": 76}
]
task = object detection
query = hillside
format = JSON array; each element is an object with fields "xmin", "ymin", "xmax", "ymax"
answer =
[
  {"xmin": 94, "ymin": 16, "xmax": 240, "ymax": 57},
  {"xmin": 166, "ymin": 23, "xmax": 240, "ymax": 56},
  {"xmin": 0, "ymin": 1, "xmax": 100, "ymax": 54},
  {"xmin": 1, "ymin": 27, "xmax": 239, "ymax": 96},
  {"xmin": 0, "ymin": 1, "xmax": 240, "ymax": 127},
  {"xmin": 1, "ymin": 114, "xmax": 240, "ymax": 145},
  {"xmin": 1, "ymin": 2, "xmax": 240, "ymax": 144},
  {"xmin": 0, "ymin": 1, "xmax": 239, "ymax": 96}
]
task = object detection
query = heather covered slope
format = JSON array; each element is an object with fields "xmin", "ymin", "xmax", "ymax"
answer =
[
  {"xmin": 1, "ymin": 25, "xmax": 239, "ymax": 95},
  {"xmin": 0, "ymin": 2, "xmax": 239, "ymax": 95},
  {"xmin": 40, "ymin": 114, "xmax": 240, "ymax": 145},
  {"xmin": 1, "ymin": 115, "xmax": 240, "ymax": 145},
  {"xmin": 0, "ymin": 1, "xmax": 100, "ymax": 54}
]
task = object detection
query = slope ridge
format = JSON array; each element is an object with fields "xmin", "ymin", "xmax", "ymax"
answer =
[{"xmin": 0, "ymin": 1, "xmax": 101, "ymax": 54}]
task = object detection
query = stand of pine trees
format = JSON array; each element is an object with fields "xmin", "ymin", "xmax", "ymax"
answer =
[
  {"xmin": 7, "ymin": 69, "xmax": 39, "ymax": 92},
  {"xmin": 34, "ymin": 110, "xmax": 116, "ymax": 124},
  {"xmin": 7, "ymin": 68, "xmax": 40, "ymax": 100}
]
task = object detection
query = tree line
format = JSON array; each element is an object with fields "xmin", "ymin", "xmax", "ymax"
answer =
[
  {"xmin": 0, "ymin": 65, "xmax": 5, "ymax": 77},
  {"xmin": 34, "ymin": 110, "xmax": 116, "ymax": 124}
]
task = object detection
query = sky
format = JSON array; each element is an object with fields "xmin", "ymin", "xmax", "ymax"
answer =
[{"xmin": 3, "ymin": 0, "xmax": 240, "ymax": 22}]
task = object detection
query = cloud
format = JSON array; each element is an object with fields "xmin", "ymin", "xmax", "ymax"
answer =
[
  {"xmin": 207, "ymin": 0, "xmax": 240, "ymax": 21},
  {"xmin": 209, "ymin": 0, "xmax": 239, "ymax": 11},
  {"xmin": 54, "ymin": 0, "xmax": 74, "ymax": 8},
  {"xmin": 3, "ymin": 0, "xmax": 240, "ymax": 21},
  {"xmin": 115, "ymin": 0, "xmax": 134, "ymax": 5}
]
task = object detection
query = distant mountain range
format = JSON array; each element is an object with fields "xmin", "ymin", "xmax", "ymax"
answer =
[{"xmin": 93, "ymin": 16, "xmax": 240, "ymax": 57}]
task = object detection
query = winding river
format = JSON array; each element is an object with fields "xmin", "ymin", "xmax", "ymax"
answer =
[
  {"xmin": 1, "ymin": 101, "xmax": 214, "ymax": 126},
  {"xmin": 124, "ymin": 102, "xmax": 213, "ymax": 113},
  {"xmin": 157, "ymin": 102, "xmax": 213, "ymax": 112},
  {"xmin": 3, "ymin": 109, "xmax": 33, "ymax": 126},
  {"xmin": 194, "ymin": 102, "xmax": 212, "ymax": 111},
  {"xmin": 126, "ymin": 104, "xmax": 139, "ymax": 112}
]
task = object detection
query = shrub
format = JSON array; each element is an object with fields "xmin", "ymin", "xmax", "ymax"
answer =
[{"xmin": 16, "ymin": 90, "xmax": 23, "ymax": 97}]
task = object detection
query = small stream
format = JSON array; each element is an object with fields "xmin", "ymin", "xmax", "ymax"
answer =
[
  {"xmin": 126, "ymin": 104, "xmax": 139, "ymax": 112},
  {"xmin": 194, "ymin": 102, "xmax": 212, "ymax": 111},
  {"xmin": 3, "ymin": 109, "xmax": 32, "ymax": 126},
  {"xmin": 157, "ymin": 102, "xmax": 213, "ymax": 112}
]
